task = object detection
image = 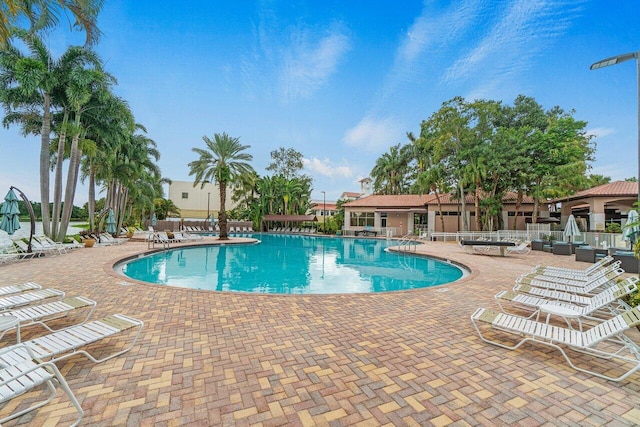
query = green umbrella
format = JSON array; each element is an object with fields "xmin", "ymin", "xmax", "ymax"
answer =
[
  {"xmin": 0, "ymin": 189, "xmax": 21, "ymax": 235},
  {"xmin": 151, "ymin": 213, "xmax": 157, "ymax": 226},
  {"xmin": 106, "ymin": 208, "xmax": 117, "ymax": 234}
]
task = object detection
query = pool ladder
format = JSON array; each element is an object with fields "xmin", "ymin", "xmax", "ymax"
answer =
[{"xmin": 398, "ymin": 233, "xmax": 418, "ymax": 253}]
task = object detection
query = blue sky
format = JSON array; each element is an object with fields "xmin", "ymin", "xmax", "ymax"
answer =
[{"xmin": 1, "ymin": 0, "xmax": 639, "ymax": 205}]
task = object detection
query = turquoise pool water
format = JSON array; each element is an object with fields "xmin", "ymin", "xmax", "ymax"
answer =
[{"xmin": 118, "ymin": 234, "xmax": 464, "ymax": 294}]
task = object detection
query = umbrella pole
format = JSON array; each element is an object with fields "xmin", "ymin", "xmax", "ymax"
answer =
[{"xmin": 10, "ymin": 186, "xmax": 35, "ymax": 253}]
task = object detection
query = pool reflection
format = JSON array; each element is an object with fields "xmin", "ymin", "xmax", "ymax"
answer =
[{"xmin": 120, "ymin": 234, "xmax": 463, "ymax": 294}]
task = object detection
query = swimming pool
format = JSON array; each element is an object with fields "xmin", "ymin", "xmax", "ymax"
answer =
[{"xmin": 118, "ymin": 234, "xmax": 465, "ymax": 294}]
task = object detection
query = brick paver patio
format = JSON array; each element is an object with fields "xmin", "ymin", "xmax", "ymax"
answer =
[{"xmin": 1, "ymin": 236, "xmax": 639, "ymax": 426}]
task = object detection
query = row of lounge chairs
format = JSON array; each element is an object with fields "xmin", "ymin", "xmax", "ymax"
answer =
[
  {"xmin": 471, "ymin": 255, "xmax": 640, "ymax": 381},
  {"xmin": 0, "ymin": 235, "xmax": 85, "ymax": 264},
  {"xmin": 0, "ymin": 281, "xmax": 143, "ymax": 425},
  {"xmin": 269, "ymin": 227, "xmax": 315, "ymax": 233}
]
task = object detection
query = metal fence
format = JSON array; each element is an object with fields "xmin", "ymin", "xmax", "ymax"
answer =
[{"xmin": 427, "ymin": 229, "xmax": 632, "ymax": 250}]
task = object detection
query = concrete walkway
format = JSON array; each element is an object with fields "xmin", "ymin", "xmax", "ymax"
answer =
[{"xmin": 1, "ymin": 236, "xmax": 639, "ymax": 426}]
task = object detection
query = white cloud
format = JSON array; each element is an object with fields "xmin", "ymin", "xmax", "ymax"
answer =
[
  {"xmin": 381, "ymin": 0, "xmax": 479, "ymax": 99},
  {"xmin": 280, "ymin": 25, "xmax": 351, "ymax": 102},
  {"xmin": 303, "ymin": 157, "xmax": 353, "ymax": 179},
  {"xmin": 586, "ymin": 127, "xmax": 615, "ymax": 139},
  {"xmin": 443, "ymin": 0, "xmax": 584, "ymax": 90},
  {"xmin": 343, "ymin": 116, "xmax": 405, "ymax": 150}
]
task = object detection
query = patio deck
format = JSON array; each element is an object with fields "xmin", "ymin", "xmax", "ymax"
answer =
[{"xmin": 1, "ymin": 237, "xmax": 639, "ymax": 426}]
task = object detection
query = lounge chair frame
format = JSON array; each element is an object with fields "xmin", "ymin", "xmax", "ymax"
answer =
[
  {"xmin": 0, "ymin": 314, "xmax": 143, "ymax": 365},
  {"xmin": 471, "ymin": 306, "xmax": 640, "ymax": 381},
  {"xmin": 0, "ymin": 296, "xmax": 97, "ymax": 339},
  {"xmin": 0, "ymin": 349, "xmax": 83, "ymax": 426}
]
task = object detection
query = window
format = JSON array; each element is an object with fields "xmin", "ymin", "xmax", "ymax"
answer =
[
  {"xmin": 181, "ymin": 192, "xmax": 188, "ymax": 199},
  {"xmin": 352, "ymin": 212, "xmax": 374, "ymax": 227}
]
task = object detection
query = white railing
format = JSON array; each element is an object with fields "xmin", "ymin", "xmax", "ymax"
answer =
[
  {"xmin": 397, "ymin": 233, "xmax": 419, "ymax": 252},
  {"xmin": 428, "ymin": 230, "xmax": 533, "ymax": 243},
  {"xmin": 427, "ymin": 229, "xmax": 631, "ymax": 250}
]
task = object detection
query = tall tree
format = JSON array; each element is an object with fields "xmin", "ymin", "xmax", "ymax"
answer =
[
  {"xmin": 370, "ymin": 143, "xmax": 413, "ymax": 194},
  {"xmin": 189, "ymin": 133, "xmax": 254, "ymax": 240},
  {"xmin": 1, "ymin": 0, "xmax": 103, "ymax": 48},
  {"xmin": 266, "ymin": 147, "xmax": 305, "ymax": 180}
]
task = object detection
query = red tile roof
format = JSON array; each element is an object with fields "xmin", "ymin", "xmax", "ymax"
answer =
[
  {"xmin": 342, "ymin": 192, "xmax": 361, "ymax": 199},
  {"xmin": 343, "ymin": 192, "xmax": 534, "ymax": 208},
  {"xmin": 553, "ymin": 181, "xmax": 638, "ymax": 202},
  {"xmin": 343, "ymin": 194, "xmax": 435, "ymax": 208}
]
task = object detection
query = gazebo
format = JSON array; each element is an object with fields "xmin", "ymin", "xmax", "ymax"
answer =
[{"xmin": 261, "ymin": 215, "xmax": 317, "ymax": 232}]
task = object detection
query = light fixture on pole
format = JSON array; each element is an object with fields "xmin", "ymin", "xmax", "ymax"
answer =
[
  {"xmin": 590, "ymin": 50, "xmax": 640, "ymax": 201},
  {"xmin": 207, "ymin": 192, "xmax": 210, "ymax": 219},
  {"xmin": 321, "ymin": 191, "xmax": 326, "ymax": 234}
]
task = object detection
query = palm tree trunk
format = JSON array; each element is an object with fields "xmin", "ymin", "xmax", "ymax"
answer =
[
  {"xmin": 57, "ymin": 130, "xmax": 82, "ymax": 241},
  {"xmin": 475, "ymin": 186, "xmax": 482, "ymax": 231},
  {"xmin": 88, "ymin": 167, "xmax": 96, "ymax": 232},
  {"xmin": 219, "ymin": 180, "xmax": 228, "ymax": 240},
  {"xmin": 40, "ymin": 93, "xmax": 52, "ymax": 237},
  {"xmin": 434, "ymin": 192, "xmax": 445, "ymax": 232},
  {"xmin": 459, "ymin": 182, "xmax": 468, "ymax": 231},
  {"xmin": 51, "ymin": 111, "xmax": 69, "ymax": 238}
]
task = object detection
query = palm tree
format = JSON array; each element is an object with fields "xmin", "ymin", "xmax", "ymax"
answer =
[
  {"xmin": 1, "ymin": 0, "xmax": 103, "ymax": 49},
  {"xmin": 0, "ymin": 34, "xmax": 102, "ymax": 238},
  {"xmin": 370, "ymin": 144, "xmax": 412, "ymax": 194},
  {"xmin": 189, "ymin": 133, "xmax": 254, "ymax": 240}
]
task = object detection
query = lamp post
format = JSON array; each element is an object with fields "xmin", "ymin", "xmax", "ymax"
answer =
[
  {"xmin": 590, "ymin": 50, "xmax": 640, "ymax": 202},
  {"xmin": 321, "ymin": 191, "xmax": 326, "ymax": 234},
  {"xmin": 207, "ymin": 192, "xmax": 210, "ymax": 219}
]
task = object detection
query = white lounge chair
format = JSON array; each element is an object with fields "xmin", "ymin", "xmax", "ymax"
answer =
[
  {"xmin": 506, "ymin": 242, "xmax": 531, "ymax": 255},
  {"xmin": 0, "ymin": 314, "xmax": 143, "ymax": 365},
  {"xmin": 34, "ymin": 236, "xmax": 72, "ymax": 253},
  {"xmin": 515, "ymin": 264, "xmax": 624, "ymax": 291},
  {"xmin": 495, "ymin": 277, "xmax": 639, "ymax": 326},
  {"xmin": 529, "ymin": 255, "xmax": 615, "ymax": 279},
  {"xmin": 520, "ymin": 260, "xmax": 622, "ymax": 284},
  {"xmin": 0, "ymin": 288, "xmax": 64, "ymax": 312},
  {"xmin": 0, "ymin": 347, "xmax": 83, "ymax": 426},
  {"xmin": 0, "ymin": 296, "xmax": 97, "ymax": 337},
  {"xmin": 13, "ymin": 239, "xmax": 54, "ymax": 256},
  {"xmin": 471, "ymin": 305, "xmax": 640, "ymax": 381},
  {"xmin": 0, "ymin": 282, "xmax": 41, "ymax": 296}
]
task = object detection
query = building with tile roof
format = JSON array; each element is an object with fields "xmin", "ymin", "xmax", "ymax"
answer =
[
  {"xmin": 552, "ymin": 180, "xmax": 638, "ymax": 231},
  {"xmin": 342, "ymin": 192, "xmax": 538, "ymax": 236}
]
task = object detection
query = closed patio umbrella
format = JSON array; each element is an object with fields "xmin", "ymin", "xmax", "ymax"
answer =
[
  {"xmin": 563, "ymin": 214, "xmax": 581, "ymax": 242},
  {"xmin": 623, "ymin": 209, "xmax": 639, "ymax": 247},
  {"xmin": 0, "ymin": 189, "xmax": 21, "ymax": 235},
  {"xmin": 151, "ymin": 213, "xmax": 157, "ymax": 226},
  {"xmin": 106, "ymin": 208, "xmax": 117, "ymax": 234}
]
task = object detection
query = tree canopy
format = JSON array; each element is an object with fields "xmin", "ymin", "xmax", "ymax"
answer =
[{"xmin": 370, "ymin": 95, "xmax": 596, "ymax": 231}]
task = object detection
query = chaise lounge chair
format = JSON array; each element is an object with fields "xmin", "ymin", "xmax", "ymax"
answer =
[
  {"xmin": 0, "ymin": 314, "xmax": 143, "ymax": 365},
  {"xmin": 0, "ymin": 288, "xmax": 64, "ymax": 312},
  {"xmin": 0, "ymin": 282, "xmax": 41, "ymax": 296},
  {"xmin": 515, "ymin": 264, "xmax": 624, "ymax": 292},
  {"xmin": 529, "ymin": 255, "xmax": 615, "ymax": 279},
  {"xmin": 471, "ymin": 305, "xmax": 640, "ymax": 381},
  {"xmin": 506, "ymin": 242, "xmax": 531, "ymax": 255},
  {"xmin": 0, "ymin": 344, "xmax": 83, "ymax": 426},
  {"xmin": 495, "ymin": 276, "xmax": 639, "ymax": 326},
  {"xmin": 0, "ymin": 296, "xmax": 97, "ymax": 337}
]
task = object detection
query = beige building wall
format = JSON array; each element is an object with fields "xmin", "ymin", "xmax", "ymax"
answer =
[{"xmin": 168, "ymin": 181, "xmax": 239, "ymax": 219}]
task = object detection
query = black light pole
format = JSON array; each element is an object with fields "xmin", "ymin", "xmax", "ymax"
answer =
[
  {"xmin": 321, "ymin": 191, "xmax": 326, "ymax": 234},
  {"xmin": 207, "ymin": 192, "xmax": 210, "ymax": 219},
  {"xmin": 590, "ymin": 50, "xmax": 640, "ymax": 202}
]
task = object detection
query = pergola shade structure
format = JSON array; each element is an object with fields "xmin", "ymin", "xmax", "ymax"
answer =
[{"xmin": 261, "ymin": 215, "xmax": 317, "ymax": 231}]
